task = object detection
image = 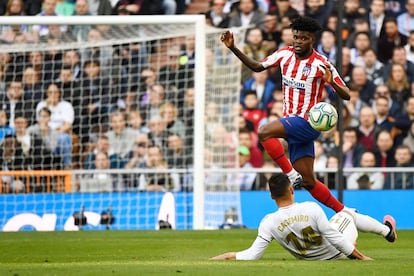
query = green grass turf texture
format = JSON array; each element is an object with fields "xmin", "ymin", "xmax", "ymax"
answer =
[{"xmin": 0, "ymin": 229, "xmax": 413, "ymax": 276}]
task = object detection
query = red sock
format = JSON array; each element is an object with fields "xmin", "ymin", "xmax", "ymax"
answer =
[
  {"xmin": 308, "ymin": 180, "xmax": 344, "ymax": 213},
  {"xmin": 261, "ymin": 138, "xmax": 293, "ymax": 173}
]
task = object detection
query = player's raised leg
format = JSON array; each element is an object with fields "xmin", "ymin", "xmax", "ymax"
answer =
[{"xmin": 259, "ymin": 120, "xmax": 302, "ymax": 187}]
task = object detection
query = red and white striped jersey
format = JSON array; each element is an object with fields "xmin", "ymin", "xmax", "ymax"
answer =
[{"xmin": 261, "ymin": 46, "xmax": 346, "ymax": 118}]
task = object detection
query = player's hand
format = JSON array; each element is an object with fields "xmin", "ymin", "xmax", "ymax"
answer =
[
  {"xmin": 221, "ymin": 31, "xmax": 235, "ymax": 49},
  {"xmin": 319, "ymin": 62, "xmax": 333, "ymax": 84},
  {"xmin": 361, "ymin": 255, "xmax": 374, "ymax": 261}
]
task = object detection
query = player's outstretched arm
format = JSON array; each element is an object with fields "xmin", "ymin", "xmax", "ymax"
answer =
[
  {"xmin": 210, "ymin": 252, "xmax": 236, "ymax": 260},
  {"xmin": 220, "ymin": 31, "xmax": 265, "ymax": 72}
]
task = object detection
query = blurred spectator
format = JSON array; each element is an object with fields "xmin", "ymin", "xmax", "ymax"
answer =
[
  {"xmin": 347, "ymin": 151, "xmax": 384, "ymax": 190},
  {"xmin": 368, "ymin": 0, "xmax": 390, "ymax": 49},
  {"xmin": 127, "ymin": 108, "xmax": 149, "ymax": 134},
  {"xmin": 324, "ymin": 154, "xmax": 345, "ymax": 190},
  {"xmin": 350, "ymin": 31, "xmax": 371, "ymax": 65},
  {"xmin": 385, "ymin": 63, "xmax": 411, "ymax": 107},
  {"xmin": 147, "ymin": 115, "xmax": 173, "ymax": 153},
  {"xmin": 160, "ymin": 102, "xmax": 185, "ymax": 138},
  {"xmin": 0, "ymin": 110, "xmax": 15, "ymax": 143},
  {"xmin": 405, "ymin": 31, "xmax": 414, "ymax": 63},
  {"xmin": 393, "ymin": 96, "xmax": 414, "ymax": 146},
  {"xmin": 112, "ymin": 0, "xmax": 141, "ymax": 15},
  {"xmin": 28, "ymin": 107, "xmax": 72, "ymax": 168},
  {"xmin": 341, "ymin": 46, "xmax": 354, "ymax": 84},
  {"xmin": 337, "ymin": 127, "xmax": 366, "ymax": 169},
  {"xmin": 272, "ymin": 0, "xmax": 299, "ymax": 27},
  {"xmin": 396, "ymin": 0, "xmax": 414, "ymax": 37},
  {"xmin": 87, "ymin": 0, "xmax": 112, "ymax": 15},
  {"xmin": 55, "ymin": 0, "xmax": 75, "ymax": 16},
  {"xmin": 139, "ymin": 144, "xmax": 180, "ymax": 192},
  {"xmin": 374, "ymin": 95, "xmax": 395, "ymax": 131},
  {"xmin": 33, "ymin": 0, "xmax": 67, "ymax": 37},
  {"xmin": 242, "ymin": 27, "xmax": 272, "ymax": 82},
  {"xmin": 81, "ymin": 28, "xmax": 114, "ymax": 73},
  {"xmin": 137, "ymin": 67, "xmax": 158, "ymax": 108},
  {"xmin": 349, "ymin": 66, "xmax": 376, "ymax": 104},
  {"xmin": 402, "ymin": 121, "xmax": 414, "ymax": 153},
  {"xmin": 62, "ymin": 49, "xmax": 82, "ymax": 80},
  {"xmin": 35, "ymin": 83, "xmax": 74, "ymax": 134},
  {"xmin": 124, "ymin": 133, "xmax": 150, "ymax": 169},
  {"xmin": 357, "ymin": 106, "xmax": 381, "ymax": 151},
  {"xmin": 261, "ymin": 13, "xmax": 280, "ymax": 51},
  {"xmin": 377, "ymin": 17, "xmax": 408, "ymax": 63},
  {"xmin": 79, "ymin": 59, "xmax": 114, "ymax": 135},
  {"xmin": 238, "ymin": 127, "xmax": 263, "ymax": 168},
  {"xmin": 278, "ymin": 26, "xmax": 294, "ymax": 48},
  {"xmin": 318, "ymin": 126, "xmax": 338, "ymax": 155},
  {"xmin": 382, "ymin": 46, "xmax": 414, "ymax": 83},
  {"xmin": 242, "ymin": 70, "xmax": 276, "ymax": 111},
  {"xmin": 230, "ymin": 145, "xmax": 256, "ymax": 191},
  {"xmin": 0, "ymin": 0, "xmax": 38, "ymax": 44},
  {"xmin": 371, "ymin": 84, "xmax": 401, "ymax": 117},
  {"xmin": 345, "ymin": 17, "xmax": 371, "ymax": 49},
  {"xmin": 112, "ymin": 41, "xmax": 149, "ymax": 95},
  {"xmin": 227, "ymin": 0, "xmax": 266, "ymax": 29},
  {"xmin": 0, "ymin": 80, "xmax": 35, "ymax": 127},
  {"xmin": 69, "ymin": 0, "xmax": 91, "ymax": 42},
  {"xmin": 384, "ymin": 145, "xmax": 414, "ymax": 189},
  {"xmin": 27, "ymin": 50, "xmax": 56, "ymax": 83},
  {"xmin": 316, "ymin": 28, "xmax": 337, "ymax": 65},
  {"xmin": 22, "ymin": 66, "xmax": 45, "ymax": 106},
  {"xmin": 84, "ymin": 135, "xmax": 122, "ymax": 169},
  {"xmin": 314, "ymin": 139, "xmax": 327, "ymax": 180},
  {"xmin": 143, "ymin": 84, "xmax": 165, "ymax": 119},
  {"xmin": 0, "ymin": 135, "xmax": 29, "ymax": 193},
  {"xmin": 165, "ymin": 133, "xmax": 191, "ymax": 170},
  {"xmin": 179, "ymin": 35, "xmax": 195, "ymax": 71},
  {"xmin": 304, "ymin": 0, "xmax": 333, "ymax": 27},
  {"xmin": 79, "ymin": 151, "xmax": 114, "ymax": 192},
  {"xmin": 105, "ymin": 110, "xmax": 136, "ymax": 165},
  {"xmin": 42, "ymin": 24, "xmax": 76, "ymax": 45},
  {"xmin": 354, "ymin": 48, "xmax": 384, "ymax": 86},
  {"xmin": 342, "ymin": 0, "xmax": 367, "ymax": 38},
  {"xmin": 374, "ymin": 129, "xmax": 396, "ymax": 168},
  {"xmin": 205, "ymin": 0, "xmax": 230, "ymax": 28},
  {"xmin": 14, "ymin": 114, "xmax": 61, "ymax": 170},
  {"xmin": 23, "ymin": 0, "xmax": 42, "ymax": 15},
  {"xmin": 158, "ymin": 45, "xmax": 193, "ymax": 96},
  {"xmin": 241, "ymin": 90, "xmax": 267, "ymax": 133}
]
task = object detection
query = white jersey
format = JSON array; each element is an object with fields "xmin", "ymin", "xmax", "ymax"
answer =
[{"xmin": 236, "ymin": 202, "xmax": 355, "ymax": 260}]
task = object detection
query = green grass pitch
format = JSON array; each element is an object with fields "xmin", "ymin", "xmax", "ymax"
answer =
[{"xmin": 1, "ymin": 229, "xmax": 413, "ymax": 275}]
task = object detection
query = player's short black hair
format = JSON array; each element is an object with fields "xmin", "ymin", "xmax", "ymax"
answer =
[
  {"xmin": 290, "ymin": 16, "xmax": 322, "ymax": 34},
  {"xmin": 268, "ymin": 173, "xmax": 291, "ymax": 198}
]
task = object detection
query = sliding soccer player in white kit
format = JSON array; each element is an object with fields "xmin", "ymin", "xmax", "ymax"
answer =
[{"xmin": 210, "ymin": 173, "xmax": 397, "ymax": 261}]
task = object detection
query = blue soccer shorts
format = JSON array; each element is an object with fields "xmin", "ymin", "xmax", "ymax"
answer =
[{"xmin": 280, "ymin": 116, "xmax": 321, "ymax": 164}]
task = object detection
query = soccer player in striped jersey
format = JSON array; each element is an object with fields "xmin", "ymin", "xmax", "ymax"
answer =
[
  {"xmin": 221, "ymin": 16, "xmax": 349, "ymax": 213},
  {"xmin": 210, "ymin": 174, "xmax": 397, "ymax": 261}
]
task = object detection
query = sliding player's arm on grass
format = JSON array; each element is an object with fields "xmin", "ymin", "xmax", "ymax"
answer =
[{"xmin": 210, "ymin": 235, "xmax": 270, "ymax": 260}]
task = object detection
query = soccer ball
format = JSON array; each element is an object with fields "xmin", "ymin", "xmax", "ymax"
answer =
[{"xmin": 307, "ymin": 102, "xmax": 338, "ymax": 131}]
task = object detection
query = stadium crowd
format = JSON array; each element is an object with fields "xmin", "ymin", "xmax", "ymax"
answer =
[{"xmin": 0, "ymin": 0, "xmax": 414, "ymax": 193}]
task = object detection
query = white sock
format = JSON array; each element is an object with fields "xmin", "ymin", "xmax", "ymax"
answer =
[{"xmin": 354, "ymin": 213, "xmax": 390, "ymax": 237}]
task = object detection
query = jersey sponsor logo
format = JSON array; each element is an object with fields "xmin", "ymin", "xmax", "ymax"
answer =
[{"xmin": 282, "ymin": 77, "xmax": 306, "ymax": 90}]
